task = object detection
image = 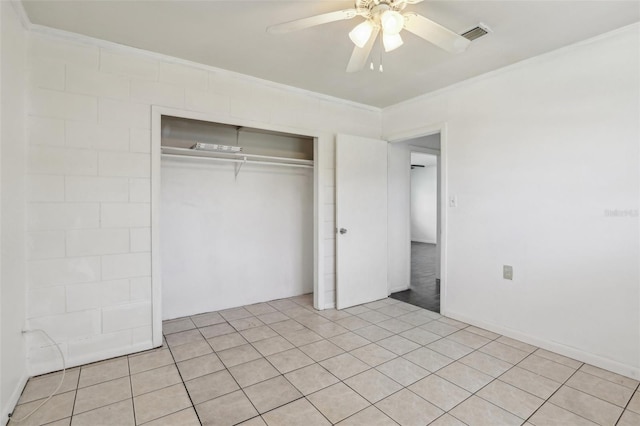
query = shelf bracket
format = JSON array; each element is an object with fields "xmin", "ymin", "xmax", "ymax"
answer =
[{"xmin": 234, "ymin": 156, "xmax": 246, "ymax": 180}]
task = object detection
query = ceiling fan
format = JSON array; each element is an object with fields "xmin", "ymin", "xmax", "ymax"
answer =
[{"xmin": 267, "ymin": 0, "xmax": 472, "ymax": 72}]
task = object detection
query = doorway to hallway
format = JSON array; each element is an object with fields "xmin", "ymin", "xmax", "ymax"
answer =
[{"xmin": 390, "ymin": 139, "xmax": 441, "ymax": 313}]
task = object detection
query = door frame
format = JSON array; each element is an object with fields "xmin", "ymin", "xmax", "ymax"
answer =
[
  {"xmin": 150, "ymin": 106, "xmax": 328, "ymax": 347},
  {"xmin": 386, "ymin": 123, "xmax": 449, "ymax": 316}
]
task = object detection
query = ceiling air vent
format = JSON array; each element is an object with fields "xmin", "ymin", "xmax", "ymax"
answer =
[{"xmin": 461, "ymin": 23, "xmax": 492, "ymax": 41}]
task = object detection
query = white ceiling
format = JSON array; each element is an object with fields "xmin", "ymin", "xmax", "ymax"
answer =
[{"xmin": 22, "ymin": 1, "xmax": 640, "ymax": 108}]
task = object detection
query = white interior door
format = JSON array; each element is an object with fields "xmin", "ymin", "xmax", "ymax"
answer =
[{"xmin": 336, "ymin": 134, "xmax": 388, "ymax": 309}]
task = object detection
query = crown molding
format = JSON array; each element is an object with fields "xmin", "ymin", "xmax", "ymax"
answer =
[
  {"xmin": 16, "ymin": 0, "xmax": 379, "ymax": 113},
  {"xmin": 26, "ymin": 22, "xmax": 381, "ymax": 114},
  {"xmin": 386, "ymin": 21, "xmax": 640, "ymax": 112}
]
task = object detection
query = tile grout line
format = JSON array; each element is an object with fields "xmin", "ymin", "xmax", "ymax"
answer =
[
  {"xmin": 418, "ymin": 341, "xmax": 516, "ymax": 424},
  {"xmin": 230, "ymin": 298, "xmax": 333, "ymax": 424},
  {"xmin": 429, "ymin": 338, "xmax": 562, "ymax": 423},
  {"xmin": 165, "ymin": 326, "xmax": 206, "ymax": 426},
  {"xmin": 613, "ymin": 382, "xmax": 640, "ymax": 426},
  {"xmin": 36, "ymin": 295, "xmax": 638, "ymax": 426},
  {"xmin": 161, "ymin": 298, "xmax": 560, "ymax": 424},
  {"xmin": 562, "ymin": 368, "xmax": 637, "ymax": 405},
  {"xmin": 457, "ymin": 343, "xmax": 587, "ymax": 423},
  {"xmin": 220, "ymin": 323, "xmax": 296, "ymax": 423},
  {"xmin": 301, "ymin": 394, "xmax": 343, "ymax": 426},
  {"xmin": 70, "ymin": 332, "xmax": 529, "ymax": 426},
  {"xmin": 555, "ymin": 363, "xmax": 639, "ymax": 415},
  {"xmin": 223, "ymin": 302, "xmax": 476, "ymax": 423},
  {"xmin": 345, "ymin": 314, "xmax": 571, "ymax": 424},
  {"xmin": 191, "ymin": 313, "xmax": 310, "ymax": 424},
  {"xmin": 420, "ymin": 331, "xmax": 512, "ymax": 409},
  {"xmin": 521, "ymin": 366, "xmax": 593, "ymax": 425},
  {"xmin": 69, "ymin": 365, "xmax": 82, "ymax": 423},
  {"xmin": 172, "ymin": 299, "xmax": 498, "ymax": 424},
  {"xmin": 125, "ymin": 355, "xmax": 136, "ymax": 425},
  {"xmin": 197, "ymin": 301, "xmax": 353, "ymax": 423}
]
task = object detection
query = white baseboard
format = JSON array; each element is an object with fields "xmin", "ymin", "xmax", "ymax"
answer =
[
  {"xmin": 445, "ymin": 309, "xmax": 640, "ymax": 381},
  {"xmin": 28, "ymin": 341, "xmax": 154, "ymax": 377},
  {"xmin": 2, "ymin": 372, "xmax": 29, "ymax": 424},
  {"xmin": 411, "ymin": 239, "xmax": 436, "ymax": 244}
]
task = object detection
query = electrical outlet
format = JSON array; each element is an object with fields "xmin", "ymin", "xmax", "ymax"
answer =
[{"xmin": 503, "ymin": 265, "xmax": 513, "ymax": 280}]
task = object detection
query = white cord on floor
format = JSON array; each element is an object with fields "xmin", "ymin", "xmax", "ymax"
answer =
[{"xmin": 9, "ymin": 329, "xmax": 66, "ymax": 424}]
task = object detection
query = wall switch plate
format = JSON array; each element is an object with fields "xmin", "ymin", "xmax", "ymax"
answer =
[
  {"xmin": 449, "ymin": 196, "xmax": 457, "ymax": 207},
  {"xmin": 503, "ymin": 265, "xmax": 513, "ymax": 280}
]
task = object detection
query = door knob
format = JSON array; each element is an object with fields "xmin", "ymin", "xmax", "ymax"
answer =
[{"xmin": 339, "ymin": 228, "xmax": 347, "ymax": 235}]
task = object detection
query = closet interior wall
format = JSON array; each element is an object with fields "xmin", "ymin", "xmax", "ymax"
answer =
[{"xmin": 160, "ymin": 117, "xmax": 314, "ymax": 320}]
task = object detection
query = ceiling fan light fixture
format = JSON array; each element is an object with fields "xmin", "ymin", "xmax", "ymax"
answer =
[
  {"xmin": 380, "ymin": 10, "xmax": 404, "ymax": 35},
  {"xmin": 349, "ymin": 20, "xmax": 374, "ymax": 48},
  {"xmin": 383, "ymin": 32, "xmax": 403, "ymax": 52}
]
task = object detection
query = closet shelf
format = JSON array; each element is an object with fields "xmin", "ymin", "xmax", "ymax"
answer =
[{"xmin": 161, "ymin": 146, "xmax": 314, "ymax": 169}]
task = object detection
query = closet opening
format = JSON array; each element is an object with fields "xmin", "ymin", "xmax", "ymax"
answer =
[{"xmin": 154, "ymin": 113, "xmax": 317, "ymax": 335}]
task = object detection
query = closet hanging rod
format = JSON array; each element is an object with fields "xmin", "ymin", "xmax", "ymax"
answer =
[
  {"xmin": 161, "ymin": 146, "xmax": 314, "ymax": 166},
  {"xmin": 161, "ymin": 153, "xmax": 314, "ymax": 169}
]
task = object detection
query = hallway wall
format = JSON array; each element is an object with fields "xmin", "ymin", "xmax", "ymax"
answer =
[{"xmin": 411, "ymin": 164, "xmax": 437, "ymax": 244}]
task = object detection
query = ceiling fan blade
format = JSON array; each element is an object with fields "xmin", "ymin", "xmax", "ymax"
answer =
[
  {"xmin": 346, "ymin": 27, "xmax": 380, "ymax": 73},
  {"xmin": 267, "ymin": 9, "xmax": 358, "ymax": 34},
  {"xmin": 403, "ymin": 13, "xmax": 471, "ymax": 53}
]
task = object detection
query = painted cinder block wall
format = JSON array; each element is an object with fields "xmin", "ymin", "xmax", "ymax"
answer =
[{"xmin": 24, "ymin": 29, "xmax": 382, "ymax": 375}]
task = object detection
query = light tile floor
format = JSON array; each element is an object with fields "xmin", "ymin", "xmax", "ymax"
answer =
[{"xmin": 10, "ymin": 294, "xmax": 640, "ymax": 426}]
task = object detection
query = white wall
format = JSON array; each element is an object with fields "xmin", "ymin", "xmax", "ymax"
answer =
[
  {"xmin": 384, "ymin": 24, "xmax": 640, "ymax": 378},
  {"xmin": 0, "ymin": 1, "xmax": 28, "ymax": 422},
  {"xmin": 411, "ymin": 164, "xmax": 438, "ymax": 244},
  {"xmin": 161, "ymin": 158, "xmax": 313, "ymax": 319},
  {"xmin": 24, "ymin": 28, "xmax": 381, "ymax": 374}
]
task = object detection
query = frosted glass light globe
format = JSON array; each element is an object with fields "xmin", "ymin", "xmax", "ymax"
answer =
[
  {"xmin": 349, "ymin": 20, "xmax": 374, "ymax": 48},
  {"xmin": 383, "ymin": 33, "xmax": 403, "ymax": 52},
  {"xmin": 381, "ymin": 10, "xmax": 404, "ymax": 35}
]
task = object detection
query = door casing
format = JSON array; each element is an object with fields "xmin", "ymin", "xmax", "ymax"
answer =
[{"xmin": 385, "ymin": 123, "xmax": 449, "ymax": 316}]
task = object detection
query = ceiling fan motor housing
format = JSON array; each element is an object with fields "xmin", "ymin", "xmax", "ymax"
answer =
[{"xmin": 356, "ymin": 0, "xmax": 408, "ymax": 23}]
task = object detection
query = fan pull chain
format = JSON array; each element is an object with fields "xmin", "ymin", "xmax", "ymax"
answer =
[
  {"xmin": 379, "ymin": 33, "xmax": 384, "ymax": 72},
  {"xmin": 369, "ymin": 32, "xmax": 385, "ymax": 73}
]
